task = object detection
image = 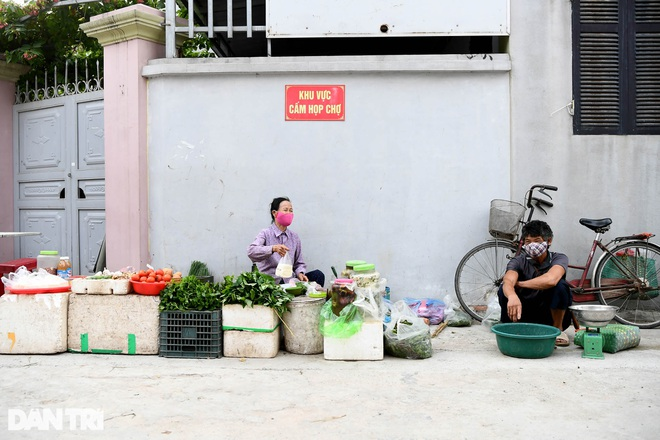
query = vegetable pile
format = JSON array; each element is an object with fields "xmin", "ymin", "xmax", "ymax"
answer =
[
  {"xmin": 130, "ymin": 267, "xmax": 181, "ymax": 283},
  {"xmin": 384, "ymin": 320, "xmax": 433, "ymax": 359},
  {"xmin": 219, "ymin": 267, "xmax": 294, "ymax": 317},
  {"xmin": 159, "ymin": 275, "xmax": 222, "ymax": 312},
  {"xmin": 188, "ymin": 261, "xmax": 211, "ymax": 277}
]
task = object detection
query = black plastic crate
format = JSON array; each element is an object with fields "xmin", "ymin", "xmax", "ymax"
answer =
[{"xmin": 159, "ymin": 310, "xmax": 222, "ymax": 358}]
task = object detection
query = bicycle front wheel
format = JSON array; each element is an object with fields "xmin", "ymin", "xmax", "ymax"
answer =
[
  {"xmin": 454, "ymin": 241, "xmax": 518, "ymax": 321},
  {"xmin": 594, "ymin": 241, "xmax": 660, "ymax": 328}
]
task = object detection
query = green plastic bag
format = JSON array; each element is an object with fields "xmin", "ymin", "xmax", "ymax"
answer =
[
  {"xmin": 574, "ymin": 324, "xmax": 641, "ymax": 353},
  {"xmin": 319, "ymin": 302, "xmax": 363, "ymax": 338}
]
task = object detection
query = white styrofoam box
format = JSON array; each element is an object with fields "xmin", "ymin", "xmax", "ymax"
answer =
[
  {"xmin": 222, "ymin": 304, "xmax": 279, "ymax": 330},
  {"xmin": 68, "ymin": 294, "xmax": 160, "ymax": 354},
  {"xmin": 323, "ymin": 318, "xmax": 384, "ymax": 361},
  {"xmin": 0, "ymin": 293, "xmax": 70, "ymax": 354},
  {"xmin": 222, "ymin": 304, "xmax": 280, "ymax": 358},
  {"xmin": 223, "ymin": 330, "xmax": 280, "ymax": 358},
  {"xmin": 70, "ymin": 278, "xmax": 131, "ymax": 295}
]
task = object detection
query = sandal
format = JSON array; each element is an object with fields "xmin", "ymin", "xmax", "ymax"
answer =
[{"xmin": 555, "ymin": 331, "xmax": 570, "ymax": 347}]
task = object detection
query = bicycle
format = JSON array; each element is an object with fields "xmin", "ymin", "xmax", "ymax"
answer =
[{"xmin": 454, "ymin": 184, "xmax": 660, "ymax": 328}]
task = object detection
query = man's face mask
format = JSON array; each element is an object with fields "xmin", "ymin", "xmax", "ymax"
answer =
[{"xmin": 523, "ymin": 241, "xmax": 548, "ymax": 258}]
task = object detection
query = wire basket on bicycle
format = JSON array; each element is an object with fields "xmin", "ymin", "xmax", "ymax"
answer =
[{"xmin": 488, "ymin": 199, "xmax": 525, "ymax": 240}]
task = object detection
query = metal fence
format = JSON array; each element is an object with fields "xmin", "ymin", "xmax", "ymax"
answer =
[
  {"xmin": 15, "ymin": 59, "xmax": 103, "ymax": 104},
  {"xmin": 164, "ymin": 0, "xmax": 268, "ymax": 58}
]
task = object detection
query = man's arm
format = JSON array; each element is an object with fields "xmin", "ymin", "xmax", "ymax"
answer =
[
  {"xmin": 517, "ymin": 265, "xmax": 566, "ymax": 290},
  {"xmin": 502, "ymin": 269, "xmax": 522, "ymax": 322}
]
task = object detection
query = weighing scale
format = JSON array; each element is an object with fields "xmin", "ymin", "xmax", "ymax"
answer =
[
  {"xmin": 569, "ymin": 305, "xmax": 619, "ymax": 360},
  {"xmin": 580, "ymin": 326, "xmax": 605, "ymax": 359}
]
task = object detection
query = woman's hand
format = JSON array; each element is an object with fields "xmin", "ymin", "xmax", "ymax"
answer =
[
  {"xmin": 298, "ymin": 272, "xmax": 308, "ymax": 282},
  {"xmin": 272, "ymin": 244, "xmax": 289, "ymax": 256}
]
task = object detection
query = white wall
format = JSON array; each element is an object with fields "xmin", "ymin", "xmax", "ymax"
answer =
[
  {"xmin": 144, "ymin": 55, "xmax": 511, "ymax": 299},
  {"xmin": 509, "ymin": 0, "xmax": 660, "ymax": 280}
]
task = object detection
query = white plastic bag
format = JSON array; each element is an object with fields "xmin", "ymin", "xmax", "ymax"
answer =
[
  {"xmin": 384, "ymin": 300, "xmax": 432, "ymax": 359},
  {"xmin": 442, "ymin": 294, "xmax": 472, "ymax": 327},
  {"xmin": 353, "ymin": 278, "xmax": 387, "ymax": 320},
  {"xmin": 481, "ymin": 294, "xmax": 501, "ymax": 329},
  {"xmin": 275, "ymin": 251, "xmax": 294, "ymax": 278},
  {"xmin": 2, "ymin": 266, "xmax": 69, "ymax": 290}
]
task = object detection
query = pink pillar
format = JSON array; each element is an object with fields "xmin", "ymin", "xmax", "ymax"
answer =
[
  {"xmin": 0, "ymin": 62, "xmax": 29, "ymax": 261},
  {"xmin": 81, "ymin": 5, "xmax": 167, "ymax": 270}
]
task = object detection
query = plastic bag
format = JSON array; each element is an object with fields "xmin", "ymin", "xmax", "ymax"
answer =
[
  {"xmin": 442, "ymin": 294, "xmax": 472, "ymax": 327},
  {"xmin": 275, "ymin": 251, "xmax": 293, "ymax": 278},
  {"xmin": 319, "ymin": 302, "xmax": 363, "ymax": 338},
  {"xmin": 353, "ymin": 278, "xmax": 387, "ymax": 320},
  {"xmin": 403, "ymin": 297, "xmax": 445, "ymax": 325},
  {"xmin": 384, "ymin": 300, "xmax": 433, "ymax": 359},
  {"xmin": 2, "ymin": 266, "xmax": 69, "ymax": 290},
  {"xmin": 287, "ymin": 280, "xmax": 321, "ymax": 297},
  {"xmin": 481, "ymin": 295, "xmax": 501, "ymax": 329},
  {"xmin": 382, "ymin": 298, "xmax": 393, "ymax": 324},
  {"xmin": 574, "ymin": 324, "xmax": 640, "ymax": 353}
]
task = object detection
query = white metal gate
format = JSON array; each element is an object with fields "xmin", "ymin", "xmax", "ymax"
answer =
[{"xmin": 13, "ymin": 91, "xmax": 105, "ymax": 276}]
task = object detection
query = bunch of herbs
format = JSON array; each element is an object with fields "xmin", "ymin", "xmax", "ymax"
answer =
[
  {"xmin": 188, "ymin": 260, "xmax": 210, "ymax": 277},
  {"xmin": 159, "ymin": 275, "xmax": 222, "ymax": 312},
  {"xmin": 219, "ymin": 266, "xmax": 293, "ymax": 317}
]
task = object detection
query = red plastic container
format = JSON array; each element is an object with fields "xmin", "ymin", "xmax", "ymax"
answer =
[
  {"xmin": 130, "ymin": 280, "xmax": 168, "ymax": 295},
  {"xmin": 0, "ymin": 258, "xmax": 37, "ymax": 277},
  {"xmin": 7, "ymin": 285, "xmax": 71, "ymax": 294}
]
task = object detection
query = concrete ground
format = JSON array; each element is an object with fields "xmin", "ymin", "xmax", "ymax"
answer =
[{"xmin": 1, "ymin": 324, "xmax": 659, "ymax": 440}]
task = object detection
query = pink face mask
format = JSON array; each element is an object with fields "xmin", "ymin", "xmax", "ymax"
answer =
[{"xmin": 276, "ymin": 212, "xmax": 294, "ymax": 227}]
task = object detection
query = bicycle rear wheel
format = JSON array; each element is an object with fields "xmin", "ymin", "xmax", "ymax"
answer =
[
  {"xmin": 594, "ymin": 241, "xmax": 660, "ymax": 328},
  {"xmin": 454, "ymin": 240, "xmax": 518, "ymax": 321}
]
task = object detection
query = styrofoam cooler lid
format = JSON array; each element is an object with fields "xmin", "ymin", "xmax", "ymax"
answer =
[{"xmin": 289, "ymin": 296, "xmax": 325, "ymax": 307}]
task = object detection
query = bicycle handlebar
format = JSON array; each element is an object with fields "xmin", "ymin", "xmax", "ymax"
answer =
[
  {"xmin": 526, "ymin": 184, "xmax": 558, "ymax": 212},
  {"xmin": 532, "ymin": 197, "xmax": 554, "ymax": 207}
]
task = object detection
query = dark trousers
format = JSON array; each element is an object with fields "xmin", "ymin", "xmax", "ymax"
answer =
[
  {"xmin": 279, "ymin": 269, "xmax": 325, "ymax": 288},
  {"xmin": 305, "ymin": 269, "xmax": 325, "ymax": 288},
  {"xmin": 497, "ymin": 278, "xmax": 573, "ymax": 330}
]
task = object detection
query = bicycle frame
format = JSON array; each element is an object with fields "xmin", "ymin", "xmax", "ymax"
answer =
[{"xmin": 569, "ymin": 232, "xmax": 656, "ymax": 299}]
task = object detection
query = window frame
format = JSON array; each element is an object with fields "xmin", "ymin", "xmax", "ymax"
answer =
[{"xmin": 572, "ymin": 0, "xmax": 660, "ymax": 135}]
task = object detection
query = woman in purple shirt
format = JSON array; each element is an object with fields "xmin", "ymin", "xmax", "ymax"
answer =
[{"xmin": 247, "ymin": 197, "xmax": 325, "ymax": 287}]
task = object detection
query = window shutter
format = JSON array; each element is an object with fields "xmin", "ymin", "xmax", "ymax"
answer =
[
  {"xmin": 633, "ymin": 0, "xmax": 660, "ymax": 132},
  {"xmin": 574, "ymin": 0, "xmax": 621, "ymax": 134},
  {"xmin": 573, "ymin": 0, "xmax": 660, "ymax": 135}
]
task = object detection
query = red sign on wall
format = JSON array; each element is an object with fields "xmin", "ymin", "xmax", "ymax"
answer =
[{"xmin": 285, "ymin": 85, "xmax": 345, "ymax": 121}]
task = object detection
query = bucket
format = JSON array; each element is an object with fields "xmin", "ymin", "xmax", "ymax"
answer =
[{"xmin": 282, "ymin": 296, "xmax": 325, "ymax": 354}]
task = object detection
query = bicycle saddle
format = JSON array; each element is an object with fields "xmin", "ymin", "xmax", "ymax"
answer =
[{"xmin": 579, "ymin": 218, "xmax": 612, "ymax": 233}]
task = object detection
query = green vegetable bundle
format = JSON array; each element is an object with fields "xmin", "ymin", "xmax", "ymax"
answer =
[
  {"xmin": 219, "ymin": 266, "xmax": 294, "ymax": 317},
  {"xmin": 188, "ymin": 260, "xmax": 211, "ymax": 277},
  {"xmin": 159, "ymin": 275, "xmax": 222, "ymax": 312}
]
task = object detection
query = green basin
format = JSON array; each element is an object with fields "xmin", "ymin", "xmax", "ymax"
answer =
[
  {"xmin": 285, "ymin": 285, "xmax": 305, "ymax": 296},
  {"xmin": 491, "ymin": 323, "xmax": 560, "ymax": 359}
]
